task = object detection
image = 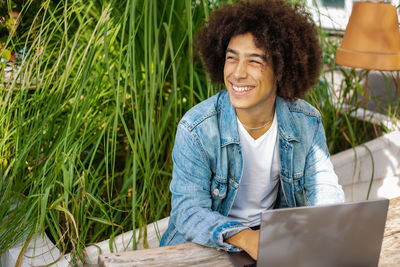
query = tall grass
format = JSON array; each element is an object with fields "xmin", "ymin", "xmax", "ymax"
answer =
[{"xmin": 0, "ymin": 0, "xmax": 223, "ymax": 262}]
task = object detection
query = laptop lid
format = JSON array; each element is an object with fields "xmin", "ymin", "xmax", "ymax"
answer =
[{"xmin": 257, "ymin": 199, "xmax": 389, "ymax": 267}]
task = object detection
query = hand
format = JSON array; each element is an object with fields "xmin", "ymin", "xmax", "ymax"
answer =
[{"xmin": 225, "ymin": 229, "xmax": 260, "ymax": 260}]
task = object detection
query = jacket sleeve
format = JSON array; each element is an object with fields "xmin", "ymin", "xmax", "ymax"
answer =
[
  {"xmin": 168, "ymin": 122, "xmax": 247, "ymax": 251},
  {"xmin": 303, "ymin": 118, "xmax": 345, "ymax": 205}
]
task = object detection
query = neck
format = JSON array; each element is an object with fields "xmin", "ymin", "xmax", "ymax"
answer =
[
  {"xmin": 241, "ymin": 117, "xmax": 273, "ymax": 130},
  {"xmin": 236, "ymin": 104, "xmax": 275, "ymax": 128},
  {"xmin": 236, "ymin": 105, "xmax": 275, "ymax": 139}
]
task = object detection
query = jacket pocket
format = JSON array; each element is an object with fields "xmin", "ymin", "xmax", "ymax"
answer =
[
  {"xmin": 280, "ymin": 172, "xmax": 304, "ymax": 207},
  {"xmin": 293, "ymin": 175, "xmax": 306, "ymax": 206},
  {"xmin": 210, "ymin": 176, "xmax": 227, "ymax": 199},
  {"xmin": 293, "ymin": 175, "xmax": 304, "ymax": 192}
]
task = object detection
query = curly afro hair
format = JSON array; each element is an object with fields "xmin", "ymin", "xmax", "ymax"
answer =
[{"xmin": 195, "ymin": 0, "xmax": 322, "ymax": 100}]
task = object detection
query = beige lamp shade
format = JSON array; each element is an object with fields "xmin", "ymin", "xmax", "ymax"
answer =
[{"xmin": 335, "ymin": 1, "xmax": 400, "ymax": 70}]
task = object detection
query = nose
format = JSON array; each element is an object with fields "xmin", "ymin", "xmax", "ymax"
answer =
[{"xmin": 233, "ymin": 60, "xmax": 247, "ymax": 79}]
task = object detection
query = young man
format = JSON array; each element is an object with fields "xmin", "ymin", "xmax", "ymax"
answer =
[{"xmin": 160, "ymin": 0, "xmax": 344, "ymax": 259}]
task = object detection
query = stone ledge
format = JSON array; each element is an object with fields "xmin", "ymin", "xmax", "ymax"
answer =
[{"xmin": 332, "ymin": 131, "xmax": 400, "ymax": 201}]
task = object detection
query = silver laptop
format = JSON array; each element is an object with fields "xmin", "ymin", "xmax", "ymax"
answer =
[{"xmin": 229, "ymin": 199, "xmax": 389, "ymax": 267}]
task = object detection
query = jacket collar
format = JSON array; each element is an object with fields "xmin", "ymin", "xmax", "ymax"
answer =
[
  {"xmin": 218, "ymin": 90, "xmax": 300, "ymax": 146},
  {"xmin": 275, "ymin": 97, "xmax": 300, "ymax": 142},
  {"xmin": 219, "ymin": 91, "xmax": 240, "ymax": 147}
]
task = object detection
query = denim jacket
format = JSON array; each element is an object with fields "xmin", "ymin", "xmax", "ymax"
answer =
[{"xmin": 160, "ymin": 90, "xmax": 344, "ymax": 251}]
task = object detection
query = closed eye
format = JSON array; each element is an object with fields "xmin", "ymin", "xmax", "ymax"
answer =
[
  {"xmin": 226, "ymin": 55, "xmax": 237, "ymax": 61},
  {"xmin": 249, "ymin": 60, "xmax": 263, "ymax": 66}
]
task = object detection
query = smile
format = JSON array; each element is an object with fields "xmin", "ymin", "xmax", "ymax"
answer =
[{"xmin": 232, "ymin": 83, "xmax": 254, "ymax": 92}]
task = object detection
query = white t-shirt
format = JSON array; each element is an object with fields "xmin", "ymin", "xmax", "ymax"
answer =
[{"xmin": 228, "ymin": 113, "xmax": 280, "ymax": 227}]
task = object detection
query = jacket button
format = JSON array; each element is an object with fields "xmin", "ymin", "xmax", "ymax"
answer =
[{"xmin": 213, "ymin": 188, "xmax": 219, "ymax": 195}]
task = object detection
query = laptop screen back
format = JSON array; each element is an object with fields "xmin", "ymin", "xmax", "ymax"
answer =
[{"xmin": 257, "ymin": 199, "xmax": 389, "ymax": 267}]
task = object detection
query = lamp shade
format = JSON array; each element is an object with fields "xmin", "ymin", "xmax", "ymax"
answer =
[{"xmin": 335, "ymin": 1, "xmax": 400, "ymax": 70}]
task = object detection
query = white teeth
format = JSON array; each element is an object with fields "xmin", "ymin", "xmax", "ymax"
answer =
[{"xmin": 232, "ymin": 85, "xmax": 252, "ymax": 92}]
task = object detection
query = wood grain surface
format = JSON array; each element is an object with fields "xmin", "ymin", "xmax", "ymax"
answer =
[
  {"xmin": 98, "ymin": 242, "xmax": 232, "ymax": 267},
  {"xmin": 379, "ymin": 197, "xmax": 400, "ymax": 266},
  {"xmin": 99, "ymin": 197, "xmax": 400, "ymax": 267}
]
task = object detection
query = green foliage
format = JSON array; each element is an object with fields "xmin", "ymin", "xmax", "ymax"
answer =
[{"xmin": 0, "ymin": 0, "xmax": 221, "ymax": 262}]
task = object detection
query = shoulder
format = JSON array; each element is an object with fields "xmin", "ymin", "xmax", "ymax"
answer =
[
  {"xmin": 179, "ymin": 90, "xmax": 227, "ymax": 131},
  {"xmin": 284, "ymin": 98, "xmax": 321, "ymax": 118},
  {"xmin": 277, "ymin": 97, "xmax": 321, "ymax": 121},
  {"xmin": 276, "ymin": 97, "xmax": 324, "ymax": 142}
]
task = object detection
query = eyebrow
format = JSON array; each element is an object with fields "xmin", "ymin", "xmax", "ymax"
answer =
[{"xmin": 226, "ymin": 48, "xmax": 267, "ymax": 62}]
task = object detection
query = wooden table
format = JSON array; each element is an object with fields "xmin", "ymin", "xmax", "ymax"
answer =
[
  {"xmin": 379, "ymin": 197, "xmax": 400, "ymax": 266},
  {"xmin": 99, "ymin": 197, "xmax": 400, "ymax": 267}
]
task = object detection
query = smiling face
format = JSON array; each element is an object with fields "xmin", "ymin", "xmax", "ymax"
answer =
[{"xmin": 224, "ymin": 33, "xmax": 277, "ymax": 123}]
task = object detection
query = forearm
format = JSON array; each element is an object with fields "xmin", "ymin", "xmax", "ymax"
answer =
[
  {"xmin": 171, "ymin": 190, "xmax": 248, "ymax": 250},
  {"xmin": 225, "ymin": 229, "xmax": 260, "ymax": 260}
]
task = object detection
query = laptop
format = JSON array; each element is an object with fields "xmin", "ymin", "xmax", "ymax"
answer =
[{"xmin": 229, "ymin": 199, "xmax": 389, "ymax": 267}]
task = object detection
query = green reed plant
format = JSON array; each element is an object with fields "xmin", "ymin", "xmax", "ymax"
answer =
[{"xmin": 0, "ymin": 0, "xmax": 225, "ymax": 262}]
